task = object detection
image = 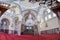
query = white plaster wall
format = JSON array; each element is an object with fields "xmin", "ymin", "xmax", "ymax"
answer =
[{"xmin": 40, "ymin": 17, "xmax": 59, "ymax": 31}]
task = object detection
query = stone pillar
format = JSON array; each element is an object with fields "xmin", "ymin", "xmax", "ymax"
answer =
[
  {"xmin": 17, "ymin": 21, "xmax": 21, "ymax": 35},
  {"xmin": 56, "ymin": 11, "xmax": 60, "ymax": 33},
  {"xmin": 37, "ymin": 21, "xmax": 40, "ymax": 35},
  {"xmin": 34, "ymin": 23, "xmax": 39, "ymax": 36},
  {"xmin": 57, "ymin": 18, "xmax": 60, "ymax": 33}
]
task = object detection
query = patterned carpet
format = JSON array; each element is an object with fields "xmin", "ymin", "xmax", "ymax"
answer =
[{"xmin": 0, "ymin": 32, "xmax": 60, "ymax": 40}]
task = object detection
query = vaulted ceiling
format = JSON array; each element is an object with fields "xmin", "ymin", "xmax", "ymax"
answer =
[{"xmin": 0, "ymin": 0, "xmax": 60, "ymax": 17}]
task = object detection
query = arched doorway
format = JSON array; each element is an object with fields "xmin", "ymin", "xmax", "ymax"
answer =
[
  {"xmin": 0, "ymin": 18, "xmax": 10, "ymax": 34},
  {"xmin": 21, "ymin": 10, "xmax": 39, "ymax": 35}
]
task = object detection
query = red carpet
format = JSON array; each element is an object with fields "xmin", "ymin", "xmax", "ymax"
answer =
[{"xmin": 0, "ymin": 32, "xmax": 60, "ymax": 40}]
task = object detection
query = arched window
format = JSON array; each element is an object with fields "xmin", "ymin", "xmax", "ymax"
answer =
[
  {"xmin": 53, "ymin": 13, "xmax": 56, "ymax": 17},
  {"xmin": 45, "ymin": 16, "xmax": 48, "ymax": 21},
  {"xmin": 1, "ymin": 20, "xmax": 6, "ymax": 26},
  {"xmin": 1, "ymin": 18, "xmax": 10, "ymax": 27},
  {"xmin": 48, "ymin": 14, "xmax": 52, "ymax": 19}
]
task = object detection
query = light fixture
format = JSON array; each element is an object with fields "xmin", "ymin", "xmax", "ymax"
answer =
[
  {"xmin": 47, "ymin": 9, "xmax": 51, "ymax": 13},
  {"xmin": 5, "ymin": 4, "xmax": 8, "ymax": 7},
  {"xmin": 57, "ymin": 0, "xmax": 60, "ymax": 2}
]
